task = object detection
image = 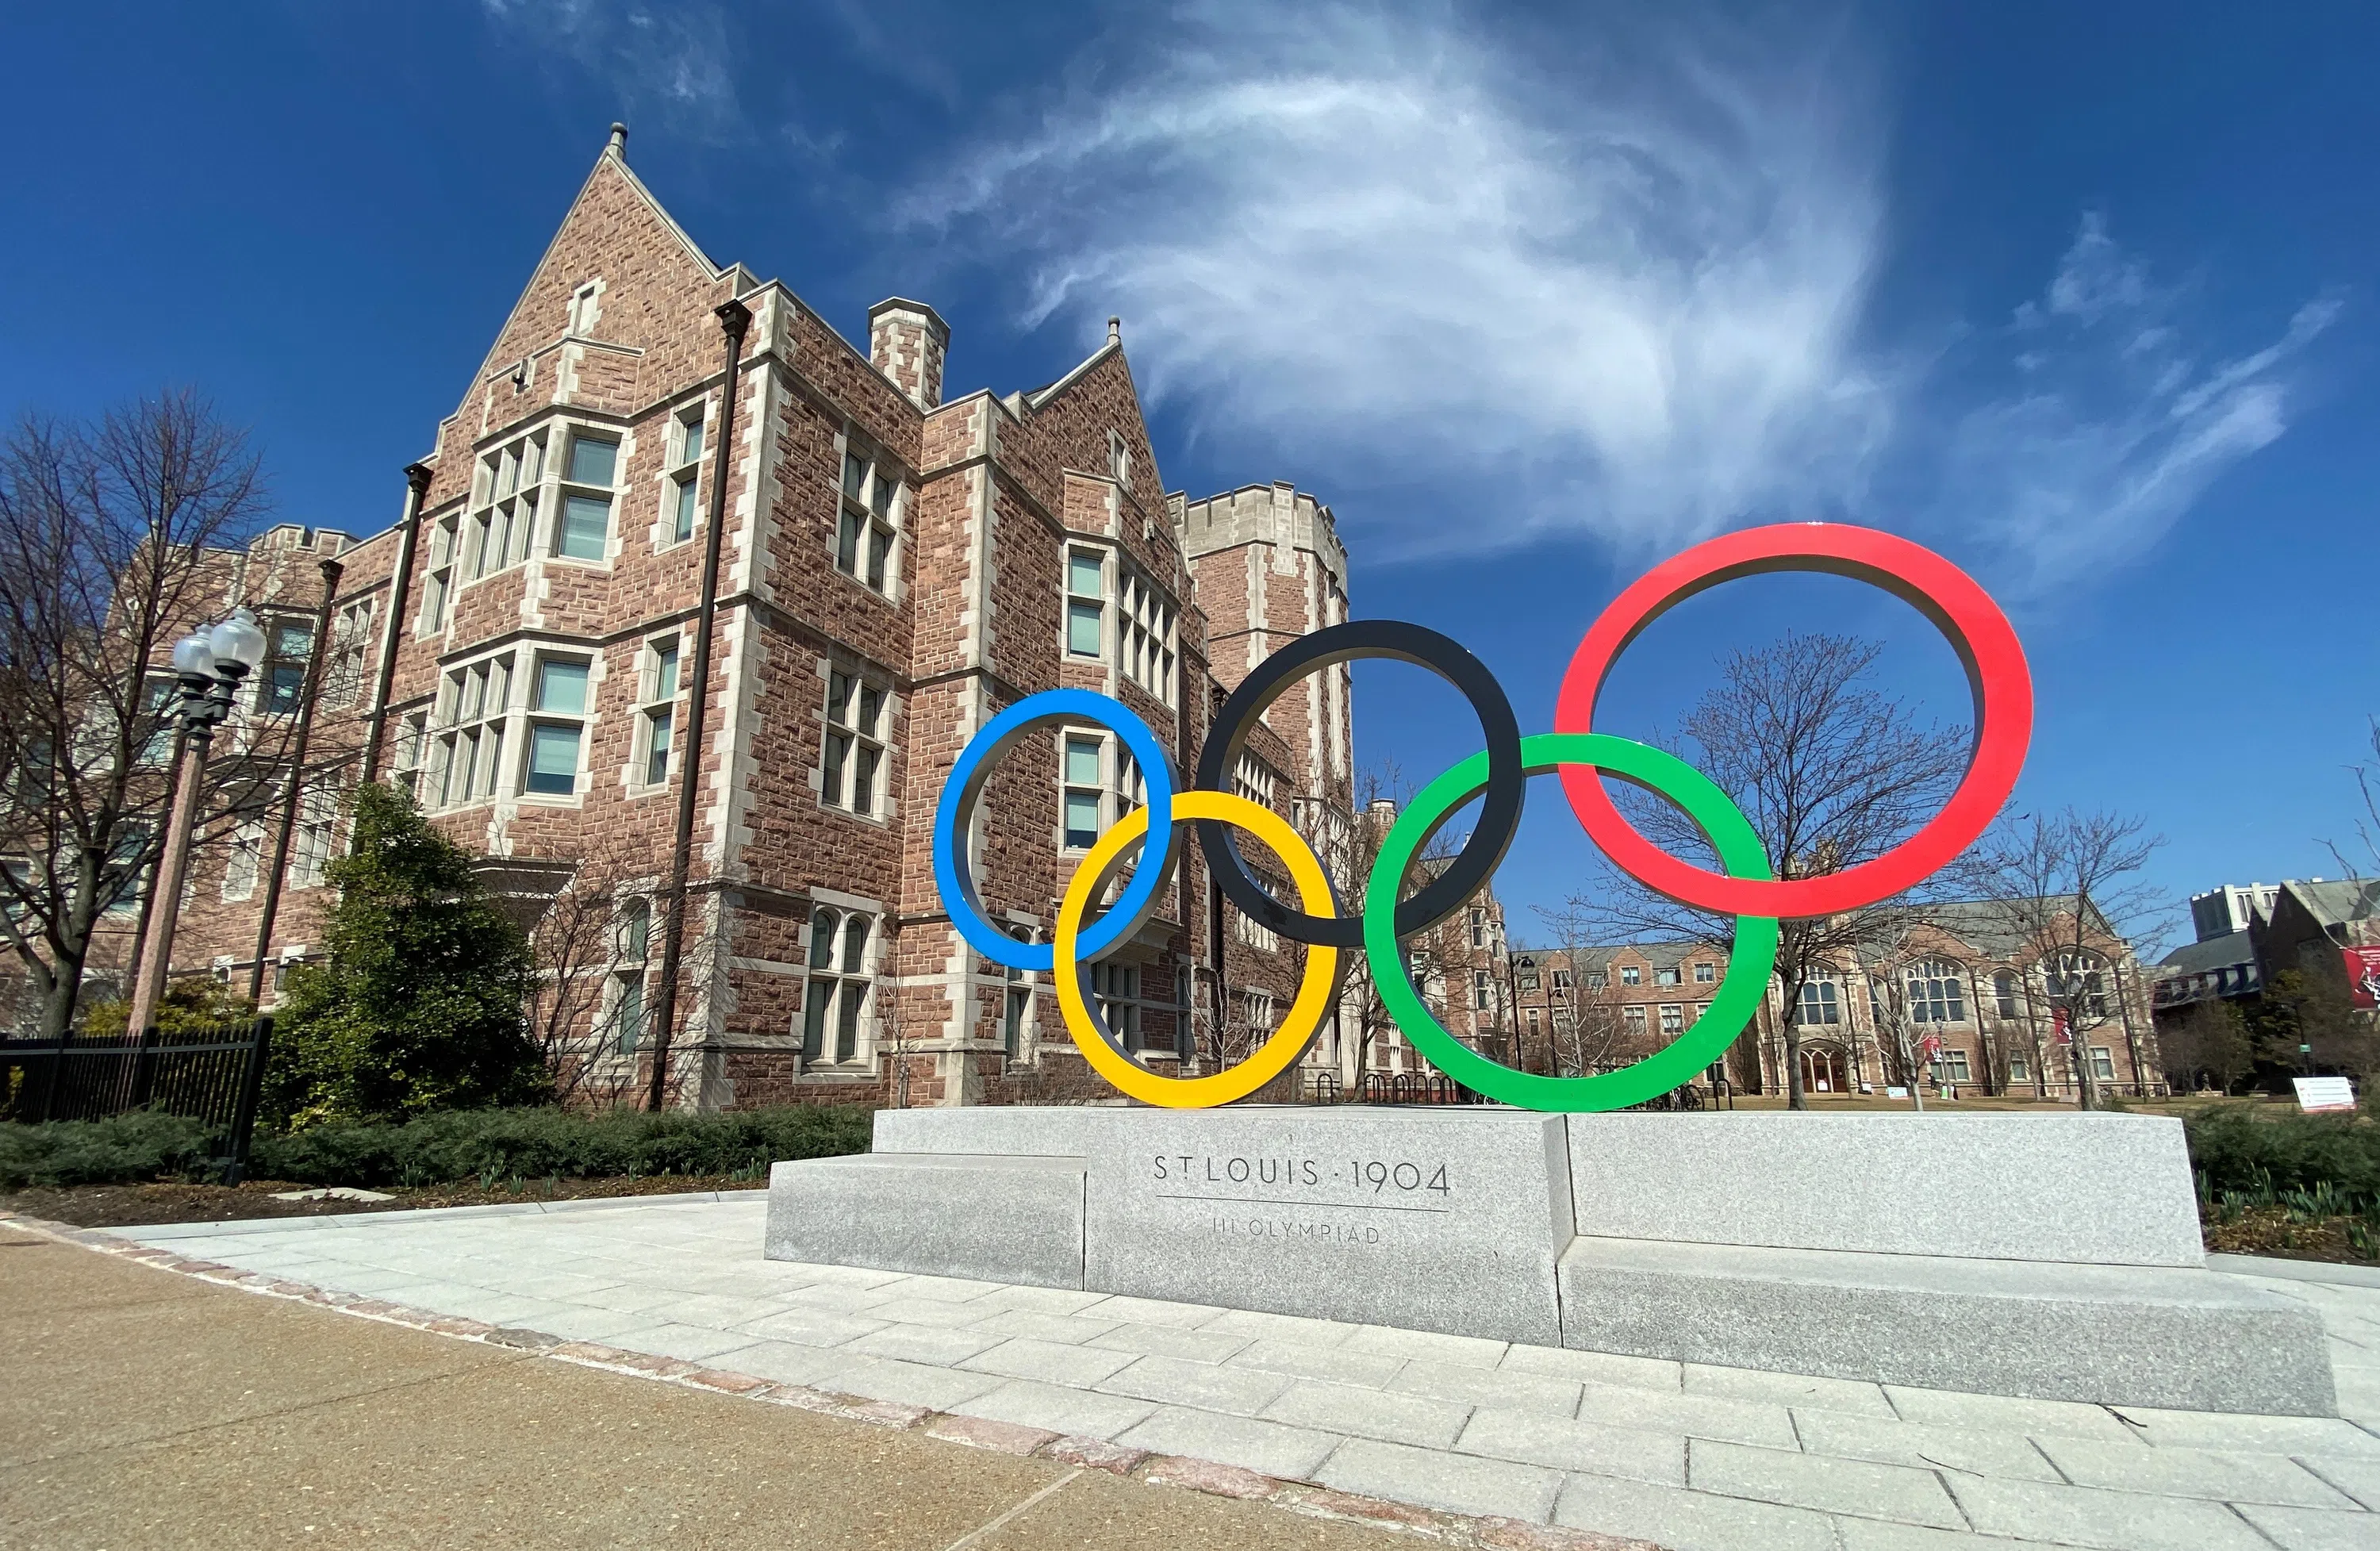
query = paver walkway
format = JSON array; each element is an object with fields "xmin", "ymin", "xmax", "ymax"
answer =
[{"xmin": 77, "ymin": 1196, "xmax": 2380, "ymax": 1549}]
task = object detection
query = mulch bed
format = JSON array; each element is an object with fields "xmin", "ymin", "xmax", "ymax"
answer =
[
  {"xmin": 2202, "ymin": 1207, "xmax": 2379, "ymax": 1266},
  {"xmin": 0, "ymin": 1175, "xmax": 766, "ymax": 1230}
]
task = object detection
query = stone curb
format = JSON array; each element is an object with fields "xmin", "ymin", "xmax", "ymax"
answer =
[{"xmin": 2, "ymin": 1211, "xmax": 1661, "ymax": 1549}]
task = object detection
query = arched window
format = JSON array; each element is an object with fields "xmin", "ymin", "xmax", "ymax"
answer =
[
  {"xmin": 1796, "ymin": 977, "xmax": 1841, "ymax": 1026},
  {"xmin": 1991, "ymin": 969, "xmax": 2021, "ymax": 1018},
  {"xmin": 611, "ymin": 899, "xmax": 651, "ymax": 1053},
  {"xmin": 1906, "ymin": 959, "xmax": 1967, "ymax": 1023},
  {"xmin": 803, "ymin": 907, "xmax": 876, "ymax": 1064}
]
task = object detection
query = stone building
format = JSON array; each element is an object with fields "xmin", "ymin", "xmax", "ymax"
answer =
[
  {"xmin": 141, "ymin": 127, "xmax": 1355, "ymax": 1111},
  {"xmin": 1511, "ymin": 899, "xmax": 2165, "ymax": 1101}
]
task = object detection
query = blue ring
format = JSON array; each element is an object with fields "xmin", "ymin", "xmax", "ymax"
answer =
[{"xmin": 931, "ymin": 689, "xmax": 1177, "ymax": 973}]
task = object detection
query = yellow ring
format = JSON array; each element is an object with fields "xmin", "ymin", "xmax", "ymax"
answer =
[{"xmin": 1054, "ymin": 789, "xmax": 1339, "ymax": 1108}]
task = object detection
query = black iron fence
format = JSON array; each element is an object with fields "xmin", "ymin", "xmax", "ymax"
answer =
[{"xmin": 0, "ymin": 1018, "xmax": 274, "ymax": 1181}]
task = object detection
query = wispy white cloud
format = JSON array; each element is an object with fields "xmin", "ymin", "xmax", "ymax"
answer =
[
  {"xmin": 898, "ymin": 2, "xmax": 1895, "ymax": 560},
  {"xmin": 479, "ymin": 0, "xmax": 743, "ymax": 144},
  {"xmin": 1938, "ymin": 213, "xmax": 2340, "ymax": 591}
]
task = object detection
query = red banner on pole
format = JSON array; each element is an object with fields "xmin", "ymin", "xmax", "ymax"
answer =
[{"xmin": 2345, "ymin": 947, "xmax": 2380, "ymax": 1011}]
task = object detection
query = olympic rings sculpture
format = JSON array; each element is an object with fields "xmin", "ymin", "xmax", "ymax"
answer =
[{"xmin": 930, "ymin": 523, "xmax": 2033, "ymax": 1112}]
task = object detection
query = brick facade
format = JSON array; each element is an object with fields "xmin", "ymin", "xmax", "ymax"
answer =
[{"xmin": 144, "ymin": 132, "xmax": 1356, "ymax": 1111}]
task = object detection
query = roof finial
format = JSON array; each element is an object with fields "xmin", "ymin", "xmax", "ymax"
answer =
[
  {"xmin": 1107, "ymin": 315, "xmax": 1122, "ymax": 347},
  {"xmin": 608, "ymin": 122, "xmax": 629, "ymax": 158}
]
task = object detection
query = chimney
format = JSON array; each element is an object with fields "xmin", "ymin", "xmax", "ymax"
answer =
[
  {"xmin": 869, "ymin": 298, "xmax": 950, "ymax": 411},
  {"xmin": 608, "ymin": 122, "xmax": 628, "ymax": 158}
]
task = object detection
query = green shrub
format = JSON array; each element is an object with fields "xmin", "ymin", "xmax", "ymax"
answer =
[
  {"xmin": 263, "ymin": 785, "xmax": 547, "ymax": 1126},
  {"xmin": 0, "ymin": 1111, "xmax": 221, "ymax": 1189},
  {"xmin": 79, "ymin": 980, "xmax": 258, "ymax": 1038},
  {"xmin": 249, "ymin": 1104, "xmax": 874, "ymax": 1187},
  {"xmin": 2184, "ymin": 1105, "xmax": 2380, "ymax": 1200},
  {"xmin": 0, "ymin": 1104, "xmax": 873, "ymax": 1191}
]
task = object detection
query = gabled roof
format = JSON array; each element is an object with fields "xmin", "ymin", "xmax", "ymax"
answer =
[
  {"xmin": 2282, "ymin": 877, "xmax": 2380, "ymax": 931},
  {"xmin": 2158, "ymin": 930, "xmax": 2255, "ymax": 977}
]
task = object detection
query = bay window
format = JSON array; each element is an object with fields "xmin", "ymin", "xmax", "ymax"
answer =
[
  {"xmin": 524, "ymin": 656, "xmax": 589, "ymax": 797},
  {"xmin": 556, "ymin": 432, "xmax": 616, "ymax": 561}
]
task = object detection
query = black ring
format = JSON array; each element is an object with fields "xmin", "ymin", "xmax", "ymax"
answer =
[{"xmin": 1194, "ymin": 620, "xmax": 1526, "ymax": 950}]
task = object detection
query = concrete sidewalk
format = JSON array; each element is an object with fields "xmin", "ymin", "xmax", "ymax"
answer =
[{"xmin": 0, "ymin": 1219, "xmax": 1538, "ymax": 1551}]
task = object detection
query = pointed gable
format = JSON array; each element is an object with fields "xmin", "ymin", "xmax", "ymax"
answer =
[{"xmin": 435, "ymin": 146, "xmax": 746, "ymax": 484}]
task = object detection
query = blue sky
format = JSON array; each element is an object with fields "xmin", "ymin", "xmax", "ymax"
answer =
[{"xmin": 3, "ymin": 2, "xmax": 2374, "ymax": 954}]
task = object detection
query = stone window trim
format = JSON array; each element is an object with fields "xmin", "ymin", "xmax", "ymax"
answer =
[
  {"xmin": 629, "ymin": 634, "xmax": 684, "ymax": 796},
  {"xmin": 424, "ymin": 642, "xmax": 599, "ymax": 813},
  {"xmin": 655, "ymin": 397, "xmax": 712, "ymax": 552},
  {"xmin": 416, "ymin": 501, "xmax": 466, "ymax": 639},
  {"xmin": 1065, "ymin": 546, "xmax": 1106, "ymax": 661},
  {"xmin": 1058, "ymin": 728, "xmax": 1145, "ymax": 857},
  {"xmin": 551, "ymin": 421, "xmax": 624, "ymax": 566},
  {"xmin": 566, "ymin": 278, "xmax": 603, "ymax": 338},
  {"xmin": 464, "ymin": 427, "xmax": 550, "ymax": 585},
  {"xmin": 831, "ymin": 432, "xmax": 905, "ymax": 604},
  {"xmin": 324, "ymin": 597, "xmax": 375, "ymax": 712},
  {"xmin": 817, "ymin": 662, "xmax": 895, "ymax": 825},
  {"xmin": 800, "ymin": 903, "xmax": 880, "ymax": 1070},
  {"xmin": 608, "ymin": 896, "xmax": 653, "ymax": 1056}
]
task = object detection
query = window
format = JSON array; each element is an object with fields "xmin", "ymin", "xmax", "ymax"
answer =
[
  {"xmin": 837, "ymin": 448, "xmax": 900, "ymax": 593},
  {"xmin": 1240, "ymin": 988, "xmax": 1273, "ymax": 1036},
  {"xmin": 1526, "ymin": 1007, "xmax": 1541, "ymax": 1032},
  {"xmin": 802, "ymin": 908, "xmax": 874, "ymax": 1063},
  {"xmin": 523, "ymin": 657, "xmax": 588, "ymax": 797},
  {"xmin": 420, "ymin": 513, "xmax": 459, "ymax": 633},
  {"xmin": 432, "ymin": 656, "xmax": 515, "ymax": 807},
  {"xmin": 1660, "ymin": 1004, "xmax": 1685, "ymax": 1034},
  {"xmin": 221, "ymin": 818, "xmax": 266, "ymax": 902},
  {"xmin": 259, "ymin": 620, "xmax": 313, "ymax": 713},
  {"xmin": 639, "ymin": 640, "xmax": 679, "ymax": 789},
  {"xmin": 1620, "ymin": 965, "xmax": 1641, "ymax": 986},
  {"xmin": 1518, "ymin": 965, "xmax": 1541, "ymax": 992},
  {"xmin": 1062, "ymin": 735, "xmax": 1103, "ymax": 849},
  {"xmin": 1585, "ymin": 971, "xmax": 1606, "ymax": 989},
  {"xmin": 1096, "ymin": 962, "xmax": 1143, "ymax": 1047},
  {"xmin": 2045, "ymin": 954, "xmax": 2109, "ymax": 1020},
  {"xmin": 137, "ymin": 675, "xmax": 178, "ymax": 764},
  {"xmin": 1231, "ymin": 750, "xmax": 1276, "ymax": 812},
  {"xmin": 612, "ymin": 899, "xmax": 651, "ymax": 1053},
  {"xmin": 1001, "ymin": 929, "xmax": 1034, "ymax": 1058},
  {"xmin": 1107, "ymin": 428, "xmax": 1133, "ymax": 489},
  {"xmin": 98, "ymin": 822, "xmax": 152, "ymax": 916},
  {"xmin": 1553, "ymin": 969, "xmax": 1575, "ymax": 990},
  {"xmin": 556, "ymin": 432, "xmax": 616, "ymax": 561},
  {"xmin": 1623, "ymin": 1005, "xmax": 1647, "ymax": 1035},
  {"xmin": 667, "ymin": 407, "xmax": 704, "ymax": 545},
  {"xmin": 1694, "ymin": 962, "xmax": 1716, "ymax": 984},
  {"xmin": 568, "ymin": 281, "xmax": 600, "ymax": 335},
  {"xmin": 821, "ymin": 671, "xmax": 887, "ymax": 816},
  {"xmin": 2009, "ymin": 1050, "xmax": 2031, "ymax": 1082},
  {"xmin": 1797, "ymin": 978, "xmax": 1841, "ymax": 1026},
  {"xmin": 1906, "ymin": 959, "xmax": 1967, "ymax": 1023},
  {"xmin": 291, "ymin": 780, "xmax": 338, "ymax": 888},
  {"xmin": 1470, "ymin": 909, "xmax": 1488, "ymax": 949},
  {"xmin": 1473, "ymin": 970, "xmax": 1492, "ymax": 1009},
  {"xmin": 1116, "ymin": 562, "xmax": 1176, "ymax": 704},
  {"xmin": 2088, "ymin": 1046, "xmax": 2116, "ymax": 1081},
  {"xmin": 470, "ymin": 430, "xmax": 547, "ymax": 579},
  {"xmin": 1938, "ymin": 1049, "xmax": 1974, "ymax": 1083},
  {"xmin": 391, "ymin": 713, "xmax": 428, "ymax": 801},
  {"xmin": 324, "ymin": 599, "xmax": 374, "ymax": 710},
  {"xmin": 1656, "ymin": 966, "xmax": 1679, "ymax": 986},
  {"xmin": 1066, "ymin": 550, "xmax": 1104, "ymax": 657},
  {"xmin": 1993, "ymin": 969, "xmax": 2021, "ymax": 1019}
]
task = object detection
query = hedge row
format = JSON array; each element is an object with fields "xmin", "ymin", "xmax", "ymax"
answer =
[
  {"xmin": 2182, "ymin": 1106, "xmax": 2380, "ymax": 1203},
  {"xmin": 8, "ymin": 1102, "xmax": 2375, "ymax": 1201},
  {"xmin": 0, "ymin": 1104, "xmax": 873, "ymax": 1191}
]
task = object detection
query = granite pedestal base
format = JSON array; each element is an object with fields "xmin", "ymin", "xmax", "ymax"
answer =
[{"xmin": 762, "ymin": 1106, "xmax": 2336, "ymax": 1415}]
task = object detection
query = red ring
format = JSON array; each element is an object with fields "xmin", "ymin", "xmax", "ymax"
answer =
[{"xmin": 1553, "ymin": 524, "xmax": 2032, "ymax": 919}]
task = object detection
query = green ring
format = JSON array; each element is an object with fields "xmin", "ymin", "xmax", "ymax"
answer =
[{"xmin": 1365, "ymin": 732, "xmax": 1780, "ymax": 1112}]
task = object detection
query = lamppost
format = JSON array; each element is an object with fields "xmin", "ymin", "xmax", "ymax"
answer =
[{"xmin": 122, "ymin": 608, "xmax": 270, "ymax": 1043}]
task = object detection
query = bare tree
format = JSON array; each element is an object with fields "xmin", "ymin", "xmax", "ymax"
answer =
[
  {"xmin": 1564, "ymin": 633, "xmax": 1968, "ymax": 1108},
  {"xmin": 2157, "ymin": 997, "xmax": 2255, "ymax": 1095},
  {"xmin": 517, "ymin": 853, "xmax": 648, "ymax": 1108},
  {"xmin": 1528, "ymin": 911, "xmax": 1636, "ymax": 1077},
  {"xmin": 1852, "ymin": 914, "xmax": 1941, "ymax": 1111},
  {"xmin": 1952, "ymin": 807, "xmax": 2164, "ymax": 1110},
  {"xmin": 875, "ymin": 969, "xmax": 925, "ymax": 1109},
  {"xmin": 1311, "ymin": 766, "xmax": 1465, "ymax": 1096},
  {"xmin": 0, "ymin": 393, "xmax": 281, "ymax": 1038},
  {"xmin": 2325, "ymin": 716, "xmax": 2380, "ymax": 878}
]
